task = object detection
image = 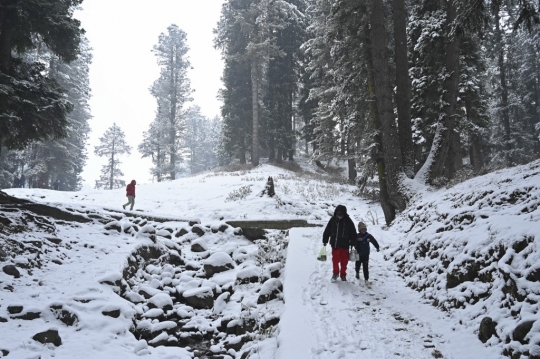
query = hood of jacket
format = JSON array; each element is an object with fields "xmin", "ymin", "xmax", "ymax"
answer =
[
  {"xmin": 130, "ymin": 180, "xmax": 136, "ymax": 185},
  {"xmin": 333, "ymin": 204, "xmax": 347, "ymax": 217}
]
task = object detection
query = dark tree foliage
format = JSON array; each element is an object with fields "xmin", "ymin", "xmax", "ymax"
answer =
[{"xmin": 0, "ymin": 0, "xmax": 84, "ymax": 153}]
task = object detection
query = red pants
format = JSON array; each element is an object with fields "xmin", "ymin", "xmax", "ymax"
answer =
[{"xmin": 332, "ymin": 248, "xmax": 349, "ymax": 277}]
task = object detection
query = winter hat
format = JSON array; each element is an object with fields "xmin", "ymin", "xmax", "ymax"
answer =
[{"xmin": 358, "ymin": 222, "xmax": 367, "ymax": 231}]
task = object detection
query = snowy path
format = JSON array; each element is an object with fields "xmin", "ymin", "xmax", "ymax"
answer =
[{"xmin": 277, "ymin": 227, "xmax": 501, "ymax": 359}]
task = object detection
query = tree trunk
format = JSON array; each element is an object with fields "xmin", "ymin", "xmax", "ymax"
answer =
[
  {"xmin": 268, "ymin": 136, "xmax": 275, "ymax": 163},
  {"xmin": 251, "ymin": 57, "xmax": 260, "ymax": 166},
  {"xmin": 464, "ymin": 95, "xmax": 484, "ymax": 173},
  {"xmin": 422, "ymin": 0, "xmax": 460, "ymax": 184},
  {"xmin": 495, "ymin": 11, "xmax": 511, "ymax": 165},
  {"xmin": 0, "ymin": 6, "xmax": 12, "ymax": 74},
  {"xmin": 239, "ymin": 135, "xmax": 246, "ymax": 164},
  {"xmin": 534, "ymin": 44, "xmax": 540, "ymax": 155},
  {"xmin": 365, "ymin": 22, "xmax": 396, "ymax": 225},
  {"xmin": 370, "ymin": 0, "xmax": 407, "ymax": 212},
  {"xmin": 393, "ymin": 0, "xmax": 414, "ymax": 178}
]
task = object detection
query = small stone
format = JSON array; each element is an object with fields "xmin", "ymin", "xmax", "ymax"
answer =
[{"xmin": 102, "ymin": 309, "xmax": 121, "ymax": 318}]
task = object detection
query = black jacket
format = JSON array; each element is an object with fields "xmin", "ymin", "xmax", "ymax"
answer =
[
  {"xmin": 322, "ymin": 205, "xmax": 357, "ymax": 249},
  {"xmin": 355, "ymin": 232, "xmax": 379, "ymax": 256}
]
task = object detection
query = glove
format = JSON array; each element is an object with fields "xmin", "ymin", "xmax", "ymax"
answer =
[
  {"xmin": 377, "ymin": 248, "xmax": 380, "ymax": 252},
  {"xmin": 323, "ymin": 242, "xmax": 327, "ymax": 246}
]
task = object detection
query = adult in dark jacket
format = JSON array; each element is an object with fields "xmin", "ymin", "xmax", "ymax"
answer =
[
  {"xmin": 322, "ymin": 205, "xmax": 357, "ymax": 281},
  {"xmin": 354, "ymin": 222, "xmax": 379, "ymax": 285},
  {"xmin": 123, "ymin": 180, "xmax": 136, "ymax": 210}
]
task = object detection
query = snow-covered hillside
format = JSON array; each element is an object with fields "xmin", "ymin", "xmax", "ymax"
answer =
[{"xmin": 1, "ymin": 158, "xmax": 539, "ymax": 359}]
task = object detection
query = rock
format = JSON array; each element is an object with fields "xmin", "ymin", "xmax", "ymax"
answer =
[
  {"xmin": 32, "ymin": 329, "xmax": 62, "ymax": 346},
  {"xmin": 102, "ymin": 309, "xmax": 121, "ymax": 318},
  {"xmin": 236, "ymin": 266, "xmax": 260, "ymax": 284},
  {"xmin": 478, "ymin": 317, "xmax": 497, "ymax": 343},
  {"xmin": 188, "ymin": 220, "xmax": 200, "ymax": 226},
  {"xmin": 175, "ymin": 228, "xmax": 189, "ymax": 237},
  {"xmin": 7, "ymin": 305, "xmax": 23, "ymax": 314},
  {"xmin": 3, "ymin": 265, "xmax": 20, "ymax": 278},
  {"xmin": 224, "ymin": 334, "xmax": 250, "ymax": 351},
  {"xmin": 0, "ymin": 316, "xmax": 7, "ymax": 323},
  {"xmin": 1, "ymin": 349, "xmax": 9, "ymax": 356},
  {"xmin": 203, "ymin": 252, "xmax": 235, "ymax": 277},
  {"xmin": 191, "ymin": 239, "xmax": 207, "ymax": 252},
  {"xmin": 0, "ymin": 248, "xmax": 8, "ymax": 260},
  {"xmin": 218, "ymin": 224, "xmax": 228, "ymax": 232},
  {"xmin": 191, "ymin": 225, "xmax": 206, "ymax": 236},
  {"xmin": 13, "ymin": 311, "xmax": 41, "ymax": 320},
  {"xmin": 50, "ymin": 305, "xmax": 78, "ymax": 326},
  {"xmin": 168, "ymin": 250, "xmax": 184, "ymax": 266},
  {"xmin": 104, "ymin": 221, "xmax": 122, "ymax": 232},
  {"xmin": 183, "ymin": 287, "xmax": 214, "ymax": 309},
  {"xmin": 148, "ymin": 293, "xmax": 173, "ymax": 311},
  {"xmin": 125, "ymin": 291, "xmax": 146, "ymax": 304},
  {"xmin": 45, "ymin": 237, "xmax": 62, "ymax": 245},
  {"xmin": 257, "ymin": 278, "xmax": 283, "ymax": 304},
  {"xmin": 225, "ymin": 318, "xmax": 256, "ymax": 336},
  {"xmin": 513, "ymin": 320, "xmax": 535, "ymax": 344}
]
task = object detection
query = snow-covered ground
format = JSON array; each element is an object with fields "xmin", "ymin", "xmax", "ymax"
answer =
[{"xmin": 1, "ymin": 158, "xmax": 539, "ymax": 359}]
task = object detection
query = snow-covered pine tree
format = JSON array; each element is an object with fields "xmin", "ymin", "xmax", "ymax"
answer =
[
  {"xmin": 0, "ymin": 36, "xmax": 92, "ymax": 190},
  {"xmin": 261, "ymin": 0, "xmax": 305, "ymax": 163},
  {"xmin": 0, "ymin": 0, "xmax": 83, "ymax": 153},
  {"xmin": 94, "ymin": 123, "xmax": 131, "ymax": 190},
  {"xmin": 215, "ymin": 0, "xmax": 255, "ymax": 164},
  {"xmin": 183, "ymin": 107, "xmax": 222, "ymax": 174},
  {"xmin": 148, "ymin": 24, "xmax": 193, "ymax": 180}
]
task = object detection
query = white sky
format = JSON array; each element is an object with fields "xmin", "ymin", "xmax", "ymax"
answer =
[{"xmin": 75, "ymin": 0, "xmax": 225, "ymax": 188}]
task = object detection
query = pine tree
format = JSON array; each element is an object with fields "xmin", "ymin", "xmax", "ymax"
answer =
[
  {"xmin": 94, "ymin": 124, "xmax": 131, "ymax": 190},
  {"xmin": 0, "ymin": 0, "xmax": 84, "ymax": 152},
  {"xmin": 148, "ymin": 24, "xmax": 193, "ymax": 180}
]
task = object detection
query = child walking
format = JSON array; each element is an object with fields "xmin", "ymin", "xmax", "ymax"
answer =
[{"xmin": 354, "ymin": 222, "xmax": 380, "ymax": 286}]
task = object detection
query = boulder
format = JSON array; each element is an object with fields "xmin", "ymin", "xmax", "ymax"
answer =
[
  {"xmin": 203, "ymin": 252, "xmax": 235, "ymax": 277},
  {"xmin": 102, "ymin": 309, "xmax": 121, "ymax": 318},
  {"xmin": 257, "ymin": 278, "xmax": 283, "ymax": 304},
  {"xmin": 513, "ymin": 320, "xmax": 535, "ymax": 344},
  {"xmin": 50, "ymin": 305, "xmax": 79, "ymax": 326},
  {"xmin": 191, "ymin": 225, "xmax": 206, "ymax": 236},
  {"xmin": 3, "ymin": 265, "xmax": 20, "ymax": 278},
  {"xmin": 478, "ymin": 317, "xmax": 497, "ymax": 343},
  {"xmin": 32, "ymin": 329, "xmax": 62, "ymax": 346},
  {"xmin": 148, "ymin": 293, "xmax": 174, "ymax": 311},
  {"xmin": 191, "ymin": 239, "xmax": 208, "ymax": 253},
  {"xmin": 7, "ymin": 305, "xmax": 23, "ymax": 314},
  {"xmin": 183, "ymin": 287, "xmax": 214, "ymax": 309}
]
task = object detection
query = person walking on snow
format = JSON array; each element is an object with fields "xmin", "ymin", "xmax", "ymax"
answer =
[
  {"xmin": 354, "ymin": 222, "xmax": 380, "ymax": 286},
  {"xmin": 123, "ymin": 180, "xmax": 136, "ymax": 210},
  {"xmin": 322, "ymin": 205, "xmax": 357, "ymax": 282}
]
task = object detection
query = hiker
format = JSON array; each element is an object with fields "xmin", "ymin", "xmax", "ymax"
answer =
[
  {"xmin": 53, "ymin": 179, "xmax": 60, "ymax": 190},
  {"xmin": 123, "ymin": 180, "xmax": 136, "ymax": 210},
  {"xmin": 322, "ymin": 205, "xmax": 357, "ymax": 282},
  {"xmin": 354, "ymin": 222, "xmax": 380, "ymax": 286}
]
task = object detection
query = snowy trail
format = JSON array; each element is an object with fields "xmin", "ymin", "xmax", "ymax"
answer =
[{"xmin": 277, "ymin": 227, "xmax": 501, "ymax": 359}]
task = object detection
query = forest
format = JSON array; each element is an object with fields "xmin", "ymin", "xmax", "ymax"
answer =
[{"xmin": 0, "ymin": 0, "xmax": 539, "ymax": 224}]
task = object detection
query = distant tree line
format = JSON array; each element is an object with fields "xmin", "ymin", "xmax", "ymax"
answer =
[
  {"xmin": 214, "ymin": 0, "xmax": 540, "ymax": 224},
  {"xmin": 0, "ymin": 0, "xmax": 90, "ymax": 191}
]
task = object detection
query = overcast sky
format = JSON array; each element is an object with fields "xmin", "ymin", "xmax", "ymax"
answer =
[{"xmin": 75, "ymin": 0, "xmax": 225, "ymax": 188}]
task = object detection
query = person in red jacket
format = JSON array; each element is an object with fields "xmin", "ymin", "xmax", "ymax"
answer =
[{"xmin": 123, "ymin": 180, "xmax": 136, "ymax": 210}]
